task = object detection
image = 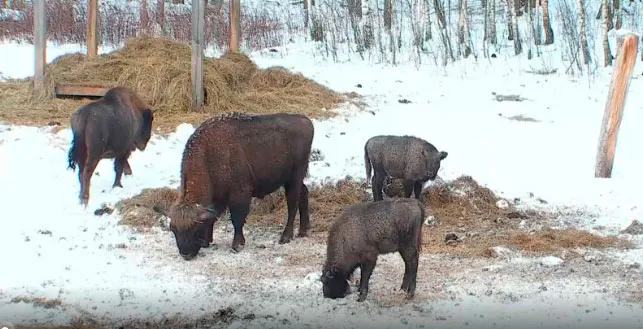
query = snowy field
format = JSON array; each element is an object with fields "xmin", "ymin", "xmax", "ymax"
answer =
[{"xmin": 3, "ymin": 1, "xmax": 643, "ymax": 327}]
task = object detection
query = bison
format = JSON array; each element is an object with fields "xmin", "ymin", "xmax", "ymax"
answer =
[
  {"xmin": 153, "ymin": 112, "xmax": 314, "ymax": 260},
  {"xmin": 320, "ymin": 198, "xmax": 425, "ymax": 302},
  {"xmin": 67, "ymin": 86, "xmax": 154, "ymax": 207},
  {"xmin": 364, "ymin": 135, "xmax": 448, "ymax": 202}
]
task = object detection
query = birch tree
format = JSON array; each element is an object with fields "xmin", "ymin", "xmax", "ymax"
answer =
[
  {"xmin": 578, "ymin": 0, "xmax": 590, "ymax": 64},
  {"xmin": 486, "ymin": 0, "xmax": 497, "ymax": 44},
  {"xmin": 526, "ymin": 0, "xmax": 533, "ymax": 59},
  {"xmin": 603, "ymin": 0, "xmax": 612, "ymax": 66},
  {"xmin": 542, "ymin": 0, "xmax": 554, "ymax": 44},
  {"xmin": 361, "ymin": 0, "xmax": 374, "ymax": 49},
  {"xmin": 613, "ymin": 0, "xmax": 621, "ymax": 30},
  {"xmin": 458, "ymin": 0, "xmax": 472, "ymax": 57},
  {"xmin": 511, "ymin": 0, "xmax": 522, "ymax": 54},
  {"xmin": 506, "ymin": 0, "xmax": 514, "ymax": 40}
]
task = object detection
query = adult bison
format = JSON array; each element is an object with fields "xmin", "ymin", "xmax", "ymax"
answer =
[
  {"xmin": 364, "ymin": 135, "xmax": 448, "ymax": 202},
  {"xmin": 67, "ymin": 86, "xmax": 154, "ymax": 207},
  {"xmin": 153, "ymin": 112, "xmax": 314, "ymax": 260}
]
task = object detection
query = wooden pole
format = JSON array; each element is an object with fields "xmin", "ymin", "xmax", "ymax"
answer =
[
  {"xmin": 229, "ymin": 0, "xmax": 240, "ymax": 52},
  {"xmin": 594, "ymin": 32, "xmax": 639, "ymax": 178},
  {"xmin": 32, "ymin": 0, "xmax": 46, "ymax": 101},
  {"xmin": 87, "ymin": 0, "xmax": 98, "ymax": 58},
  {"xmin": 191, "ymin": 0, "xmax": 204, "ymax": 109}
]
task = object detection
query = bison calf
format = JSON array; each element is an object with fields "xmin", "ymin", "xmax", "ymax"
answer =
[
  {"xmin": 364, "ymin": 135, "xmax": 447, "ymax": 202},
  {"xmin": 153, "ymin": 112, "xmax": 314, "ymax": 260},
  {"xmin": 67, "ymin": 86, "xmax": 154, "ymax": 207},
  {"xmin": 321, "ymin": 198, "xmax": 425, "ymax": 302}
]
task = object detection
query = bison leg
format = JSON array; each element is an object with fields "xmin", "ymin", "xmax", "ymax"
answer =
[
  {"xmin": 112, "ymin": 154, "xmax": 130, "ymax": 188},
  {"xmin": 297, "ymin": 183, "xmax": 311, "ymax": 238},
  {"xmin": 413, "ymin": 181, "xmax": 424, "ymax": 201},
  {"xmin": 402, "ymin": 180, "xmax": 414, "ymax": 198},
  {"xmin": 280, "ymin": 180, "xmax": 303, "ymax": 244},
  {"xmin": 229, "ymin": 199, "xmax": 250, "ymax": 253},
  {"xmin": 198, "ymin": 217, "xmax": 218, "ymax": 249},
  {"xmin": 357, "ymin": 259, "xmax": 377, "ymax": 302},
  {"xmin": 371, "ymin": 172, "xmax": 386, "ymax": 201},
  {"xmin": 80, "ymin": 156, "xmax": 100, "ymax": 207},
  {"xmin": 123, "ymin": 160, "xmax": 133, "ymax": 176},
  {"xmin": 399, "ymin": 246, "xmax": 419, "ymax": 299}
]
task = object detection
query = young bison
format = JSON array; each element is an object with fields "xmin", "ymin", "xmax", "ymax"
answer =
[
  {"xmin": 364, "ymin": 135, "xmax": 447, "ymax": 202},
  {"xmin": 67, "ymin": 86, "xmax": 154, "ymax": 207},
  {"xmin": 321, "ymin": 198, "xmax": 425, "ymax": 302},
  {"xmin": 153, "ymin": 112, "xmax": 314, "ymax": 260}
]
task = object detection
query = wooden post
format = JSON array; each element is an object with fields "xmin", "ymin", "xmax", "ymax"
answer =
[
  {"xmin": 594, "ymin": 32, "xmax": 639, "ymax": 178},
  {"xmin": 87, "ymin": 0, "xmax": 98, "ymax": 58},
  {"xmin": 229, "ymin": 0, "xmax": 240, "ymax": 52},
  {"xmin": 191, "ymin": 0, "xmax": 204, "ymax": 109},
  {"xmin": 32, "ymin": 0, "xmax": 46, "ymax": 101}
]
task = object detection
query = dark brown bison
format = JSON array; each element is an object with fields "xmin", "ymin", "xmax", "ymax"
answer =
[
  {"xmin": 67, "ymin": 86, "xmax": 154, "ymax": 207},
  {"xmin": 364, "ymin": 135, "xmax": 448, "ymax": 202},
  {"xmin": 153, "ymin": 112, "xmax": 314, "ymax": 260},
  {"xmin": 321, "ymin": 198, "xmax": 425, "ymax": 302}
]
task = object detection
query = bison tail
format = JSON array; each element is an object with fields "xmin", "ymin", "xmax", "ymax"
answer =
[
  {"xmin": 67, "ymin": 120, "xmax": 86, "ymax": 172},
  {"xmin": 364, "ymin": 144, "xmax": 372, "ymax": 184}
]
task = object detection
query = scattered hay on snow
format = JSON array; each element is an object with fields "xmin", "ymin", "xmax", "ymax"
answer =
[{"xmin": 114, "ymin": 187, "xmax": 179, "ymax": 230}]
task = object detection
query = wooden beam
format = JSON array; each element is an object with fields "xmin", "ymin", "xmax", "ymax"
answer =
[
  {"xmin": 32, "ymin": 0, "xmax": 46, "ymax": 101},
  {"xmin": 191, "ymin": 0, "xmax": 205, "ymax": 109},
  {"xmin": 594, "ymin": 32, "xmax": 639, "ymax": 178},
  {"xmin": 55, "ymin": 84, "xmax": 109, "ymax": 97},
  {"xmin": 229, "ymin": 0, "xmax": 240, "ymax": 52},
  {"xmin": 87, "ymin": 0, "xmax": 98, "ymax": 58}
]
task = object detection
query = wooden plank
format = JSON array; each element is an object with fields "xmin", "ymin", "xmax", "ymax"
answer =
[
  {"xmin": 594, "ymin": 32, "xmax": 639, "ymax": 178},
  {"xmin": 191, "ymin": 0, "xmax": 204, "ymax": 109},
  {"xmin": 32, "ymin": 0, "xmax": 46, "ymax": 101},
  {"xmin": 55, "ymin": 84, "xmax": 109, "ymax": 97},
  {"xmin": 87, "ymin": 0, "xmax": 98, "ymax": 58},
  {"xmin": 229, "ymin": 0, "xmax": 240, "ymax": 52}
]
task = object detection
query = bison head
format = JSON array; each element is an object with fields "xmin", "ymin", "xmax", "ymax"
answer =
[
  {"xmin": 422, "ymin": 149, "xmax": 448, "ymax": 181},
  {"xmin": 153, "ymin": 202, "xmax": 219, "ymax": 261},
  {"xmin": 320, "ymin": 266, "xmax": 351, "ymax": 299},
  {"xmin": 135, "ymin": 108, "xmax": 154, "ymax": 151}
]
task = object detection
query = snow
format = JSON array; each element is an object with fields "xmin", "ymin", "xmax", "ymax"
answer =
[{"xmin": 2, "ymin": 2, "xmax": 643, "ymax": 327}]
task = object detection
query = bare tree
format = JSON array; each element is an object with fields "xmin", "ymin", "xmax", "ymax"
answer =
[
  {"xmin": 506, "ymin": 0, "xmax": 514, "ymax": 40},
  {"xmin": 533, "ymin": 0, "xmax": 542, "ymax": 45},
  {"xmin": 613, "ymin": 0, "xmax": 622, "ymax": 29},
  {"xmin": 433, "ymin": 0, "xmax": 455, "ymax": 63},
  {"xmin": 361, "ymin": 0, "xmax": 374, "ymax": 49},
  {"xmin": 603, "ymin": 0, "xmax": 612, "ymax": 66},
  {"xmin": 578, "ymin": 0, "xmax": 590, "ymax": 64},
  {"xmin": 458, "ymin": 0, "xmax": 472, "ymax": 57},
  {"xmin": 486, "ymin": 0, "xmax": 497, "ymax": 44},
  {"xmin": 303, "ymin": 0, "xmax": 309, "ymax": 28},
  {"xmin": 423, "ymin": 0, "xmax": 432, "ymax": 41},
  {"xmin": 542, "ymin": 0, "xmax": 554, "ymax": 44},
  {"xmin": 526, "ymin": 0, "xmax": 533, "ymax": 58},
  {"xmin": 511, "ymin": 0, "xmax": 522, "ymax": 54},
  {"xmin": 384, "ymin": 0, "xmax": 393, "ymax": 30},
  {"xmin": 141, "ymin": 0, "xmax": 149, "ymax": 34}
]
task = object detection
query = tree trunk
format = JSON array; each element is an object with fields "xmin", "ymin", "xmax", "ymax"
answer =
[
  {"xmin": 303, "ymin": 0, "xmax": 309, "ymax": 28},
  {"xmin": 384, "ymin": 0, "xmax": 393, "ymax": 30},
  {"xmin": 511, "ymin": 0, "xmax": 522, "ymax": 54},
  {"xmin": 172, "ymin": 0, "xmax": 183, "ymax": 5},
  {"xmin": 506, "ymin": 0, "xmax": 514, "ymax": 40},
  {"xmin": 423, "ymin": 0, "xmax": 432, "ymax": 41},
  {"xmin": 389, "ymin": 0, "xmax": 397, "ymax": 64},
  {"xmin": 458, "ymin": 0, "xmax": 472, "ymax": 57},
  {"xmin": 578, "ymin": 0, "xmax": 590, "ymax": 65},
  {"xmin": 526, "ymin": 0, "xmax": 532, "ymax": 59},
  {"xmin": 613, "ymin": 0, "xmax": 622, "ymax": 29},
  {"xmin": 361, "ymin": 0, "xmax": 373, "ymax": 48},
  {"xmin": 141, "ymin": 0, "xmax": 149, "ymax": 34},
  {"xmin": 542, "ymin": 0, "xmax": 554, "ymax": 45},
  {"xmin": 603, "ymin": 0, "xmax": 612, "ymax": 66},
  {"xmin": 433, "ymin": 0, "xmax": 447, "ymax": 29},
  {"xmin": 487, "ymin": 0, "xmax": 497, "ymax": 44},
  {"xmin": 533, "ymin": 0, "xmax": 541, "ymax": 45}
]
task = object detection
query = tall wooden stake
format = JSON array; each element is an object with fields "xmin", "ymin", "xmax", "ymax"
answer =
[
  {"xmin": 594, "ymin": 33, "xmax": 639, "ymax": 178},
  {"xmin": 229, "ymin": 0, "xmax": 240, "ymax": 52},
  {"xmin": 87, "ymin": 0, "xmax": 98, "ymax": 58},
  {"xmin": 191, "ymin": 0, "xmax": 204, "ymax": 109},
  {"xmin": 32, "ymin": 0, "xmax": 46, "ymax": 101}
]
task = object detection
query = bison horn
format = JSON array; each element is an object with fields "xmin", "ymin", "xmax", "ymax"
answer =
[{"xmin": 194, "ymin": 203, "xmax": 220, "ymax": 222}]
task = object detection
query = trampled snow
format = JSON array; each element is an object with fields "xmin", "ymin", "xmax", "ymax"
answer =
[{"xmin": 2, "ymin": 5, "xmax": 643, "ymax": 328}]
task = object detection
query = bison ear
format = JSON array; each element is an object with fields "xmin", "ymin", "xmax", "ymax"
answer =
[{"xmin": 439, "ymin": 151, "xmax": 448, "ymax": 160}]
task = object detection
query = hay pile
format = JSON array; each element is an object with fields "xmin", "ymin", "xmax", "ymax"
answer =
[
  {"xmin": 113, "ymin": 175, "xmax": 628, "ymax": 257},
  {"xmin": 0, "ymin": 36, "xmax": 348, "ymax": 129}
]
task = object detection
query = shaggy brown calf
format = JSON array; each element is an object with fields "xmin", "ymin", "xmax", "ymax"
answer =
[
  {"xmin": 153, "ymin": 112, "xmax": 314, "ymax": 260},
  {"xmin": 67, "ymin": 86, "xmax": 154, "ymax": 207},
  {"xmin": 364, "ymin": 135, "xmax": 448, "ymax": 201},
  {"xmin": 321, "ymin": 198, "xmax": 425, "ymax": 302}
]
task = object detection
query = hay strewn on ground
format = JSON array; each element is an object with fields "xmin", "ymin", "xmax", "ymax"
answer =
[
  {"xmin": 115, "ymin": 175, "xmax": 629, "ymax": 257},
  {"xmin": 0, "ymin": 36, "xmax": 350, "ymax": 130}
]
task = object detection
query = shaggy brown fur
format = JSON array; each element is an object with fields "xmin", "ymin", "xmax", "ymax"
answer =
[
  {"xmin": 154, "ymin": 111, "xmax": 314, "ymax": 260},
  {"xmin": 67, "ymin": 86, "xmax": 154, "ymax": 207},
  {"xmin": 321, "ymin": 198, "xmax": 425, "ymax": 302}
]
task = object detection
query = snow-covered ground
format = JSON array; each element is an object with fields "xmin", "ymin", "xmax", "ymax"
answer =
[{"xmin": 2, "ymin": 16, "xmax": 643, "ymax": 329}]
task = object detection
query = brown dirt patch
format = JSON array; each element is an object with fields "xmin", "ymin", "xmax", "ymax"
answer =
[
  {"xmin": 0, "ymin": 36, "xmax": 354, "ymax": 132},
  {"xmin": 114, "ymin": 175, "xmax": 629, "ymax": 257},
  {"xmin": 10, "ymin": 296, "xmax": 62, "ymax": 309}
]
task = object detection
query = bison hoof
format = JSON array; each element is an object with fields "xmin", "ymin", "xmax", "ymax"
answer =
[
  {"xmin": 297, "ymin": 229, "xmax": 310, "ymax": 238},
  {"xmin": 199, "ymin": 240, "xmax": 211, "ymax": 248},
  {"xmin": 357, "ymin": 294, "xmax": 367, "ymax": 302},
  {"xmin": 231, "ymin": 244, "xmax": 244, "ymax": 253},
  {"xmin": 405, "ymin": 292, "xmax": 415, "ymax": 300},
  {"xmin": 124, "ymin": 168, "xmax": 133, "ymax": 176},
  {"xmin": 112, "ymin": 182, "xmax": 123, "ymax": 188},
  {"xmin": 79, "ymin": 196, "xmax": 89, "ymax": 207},
  {"xmin": 278, "ymin": 235, "xmax": 293, "ymax": 244}
]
